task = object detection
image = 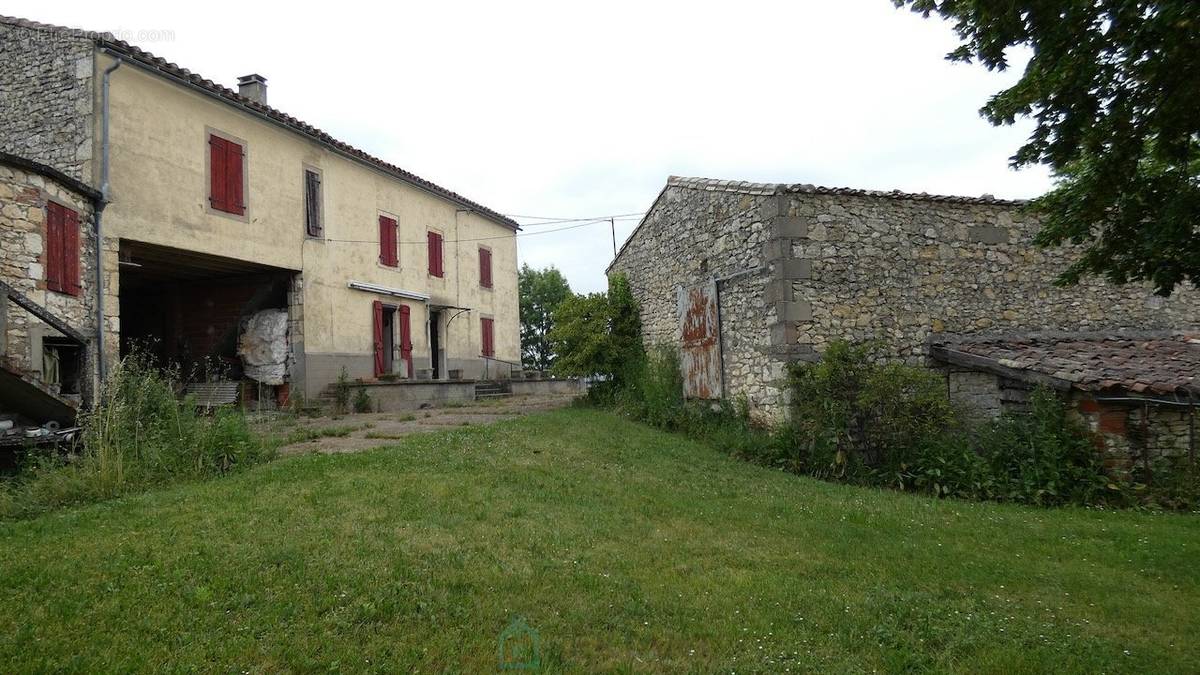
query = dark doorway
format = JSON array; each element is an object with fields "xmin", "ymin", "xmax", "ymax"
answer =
[
  {"xmin": 117, "ymin": 241, "xmax": 294, "ymax": 381},
  {"xmin": 429, "ymin": 310, "xmax": 441, "ymax": 379},
  {"xmin": 381, "ymin": 307, "xmax": 395, "ymax": 375}
]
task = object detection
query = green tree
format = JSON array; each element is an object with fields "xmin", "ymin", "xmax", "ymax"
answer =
[
  {"xmin": 549, "ymin": 274, "xmax": 643, "ymax": 385},
  {"xmin": 895, "ymin": 1, "xmax": 1200, "ymax": 295},
  {"xmin": 518, "ymin": 264, "xmax": 572, "ymax": 370}
]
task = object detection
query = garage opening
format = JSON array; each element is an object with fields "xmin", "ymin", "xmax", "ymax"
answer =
[{"xmin": 117, "ymin": 241, "xmax": 298, "ymax": 407}]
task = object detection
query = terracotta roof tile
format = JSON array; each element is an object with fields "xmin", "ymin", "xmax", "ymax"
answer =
[
  {"xmin": 930, "ymin": 332, "xmax": 1200, "ymax": 397},
  {"xmin": 667, "ymin": 175, "xmax": 1028, "ymax": 206}
]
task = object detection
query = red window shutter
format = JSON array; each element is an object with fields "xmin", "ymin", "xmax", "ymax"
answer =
[
  {"xmin": 479, "ymin": 248, "xmax": 492, "ymax": 288},
  {"xmin": 63, "ymin": 207, "xmax": 81, "ymax": 296},
  {"xmin": 481, "ymin": 318, "xmax": 494, "ymax": 357},
  {"xmin": 436, "ymin": 234, "xmax": 444, "ymax": 277},
  {"xmin": 428, "ymin": 232, "xmax": 443, "ymax": 277},
  {"xmin": 379, "ymin": 216, "xmax": 397, "ymax": 267},
  {"xmin": 209, "ymin": 135, "xmax": 228, "ymax": 212},
  {"xmin": 372, "ymin": 300, "xmax": 385, "ymax": 377},
  {"xmin": 226, "ymin": 140, "xmax": 245, "ymax": 216},
  {"xmin": 45, "ymin": 202, "xmax": 64, "ymax": 292},
  {"xmin": 398, "ymin": 304, "xmax": 413, "ymax": 378}
]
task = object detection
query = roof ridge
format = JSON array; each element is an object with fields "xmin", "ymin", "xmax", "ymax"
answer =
[
  {"xmin": 0, "ymin": 15, "xmax": 519, "ymax": 231},
  {"xmin": 667, "ymin": 175, "xmax": 1030, "ymax": 207}
]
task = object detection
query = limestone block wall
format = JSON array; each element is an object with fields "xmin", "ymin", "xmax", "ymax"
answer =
[
  {"xmin": 0, "ymin": 161, "xmax": 98, "ymax": 393},
  {"xmin": 785, "ymin": 191, "xmax": 1199, "ymax": 362},
  {"xmin": 609, "ymin": 182, "xmax": 784, "ymax": 415},
  {"xmin": 0, "ymin": 22, "xmax": 95, "ymax": 182},
  {"xmin": 614, "ymin": 178, "xmax": 1200, "ymax": 422},
  {"xmin": 1075, "ymin": 397, "xmax": 1196, "ymax": 474}
]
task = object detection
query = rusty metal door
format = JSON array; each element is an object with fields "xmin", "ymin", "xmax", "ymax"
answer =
[{"xmin": 678, "ymin": 279, "xmax": 722, "ymax": 399}]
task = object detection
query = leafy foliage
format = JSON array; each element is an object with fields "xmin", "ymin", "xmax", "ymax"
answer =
[
  {"xmin": 353, "ymin": 386, "xmax": 373, "ymax": 414},
  {"xmin": 895, "ymin": 0, "xmax": 1200, "ymax": 294},
  {"xmin": 0, "ymin": 351, "xmax": 272, "ymax": 519},
  {"xmin": 549, "ymin": 273, "xmax": 643, "ymax": 390},
  {"xmin": 518, "ymin": 264, "xmax": 573, "ymax": 370},
  {"xmin": 785, "ymin": 341, "xmax": 961, "ymax": 479}
]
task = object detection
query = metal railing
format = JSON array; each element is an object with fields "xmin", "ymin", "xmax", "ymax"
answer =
[{"xmin": 481, "ymin": 355, "xmax": 523, "ymax": 380}]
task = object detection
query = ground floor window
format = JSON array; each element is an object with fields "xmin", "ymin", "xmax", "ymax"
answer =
[{"xmin": 481, "ymin": 317, "xmax": 495, "ymax": 358}]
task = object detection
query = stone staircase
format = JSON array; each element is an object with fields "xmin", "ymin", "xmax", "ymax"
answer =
[{"xmin": 473, "ymin": 380, "xmax": 512, "ymax": 401}]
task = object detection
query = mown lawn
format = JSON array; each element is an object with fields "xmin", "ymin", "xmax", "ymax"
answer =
[{"xmin": 1, "ymin": 408, "xmax": 1198, "ymax": 673}]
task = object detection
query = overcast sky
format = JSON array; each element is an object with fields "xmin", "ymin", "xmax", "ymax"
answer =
[{"xmin": 13, "ymin": 1, "xmax": 1051, "ymax": 293}]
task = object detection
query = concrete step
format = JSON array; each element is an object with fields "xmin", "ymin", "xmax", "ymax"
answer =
[{"xmin": 475, "ymin": 392, "xmax": 513, "ymax": 400}]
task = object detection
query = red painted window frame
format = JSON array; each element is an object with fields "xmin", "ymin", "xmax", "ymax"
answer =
[
  {"xmin": 372, "ymin": 300, "xmax": 386, "ymax": 377},
  {"xmin": 45, "ymin": 202, "xmax": 81, "ymax": 297},
  {"xmin": 427, "ymin": 231, "xmax": 444, "ymax": 277},
  {"xmin": 479, "ymin": 247, "xmax": 492, "ymax": 289},
  {"xmin": 209, "ymin": 134, "xmax": 246, "ymax": 216},
  {"xmin": 481, "ymin": 317, "xmax": 495, "ymax": 358},
  {"xmin": 378, "ymin": 215, "xmax": 398, "ymax": 267},
  {"xmin": 398, "ymin": 304, "xmax": 413, "ymax": 378}
]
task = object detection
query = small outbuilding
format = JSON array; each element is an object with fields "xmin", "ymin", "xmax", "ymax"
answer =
[{"xmin": 930, "ymin": 332, "xmax": 1199, "ymax": 476}]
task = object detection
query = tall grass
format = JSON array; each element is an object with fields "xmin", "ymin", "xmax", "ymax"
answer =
[{"xmin": 0, "ymin": 352, "xmax": 273, "ymax": 519}]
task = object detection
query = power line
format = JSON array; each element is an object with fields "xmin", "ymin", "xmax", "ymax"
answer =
[
  {"xmin": 506, "ymin": 211, "xmax": 645, "ymax": 223},
  {"xmin": 320, "ymin": 217, "xmax": 622, "ymax": 246}
]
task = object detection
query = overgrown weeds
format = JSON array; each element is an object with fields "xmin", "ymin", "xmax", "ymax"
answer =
[
  {"xmin": 608, "ymin": 340, "xmax": 1196, "ymax": 510},
  {"xmin": 0, "ymin": 352, "xmax": 273, "ymax": 520}
]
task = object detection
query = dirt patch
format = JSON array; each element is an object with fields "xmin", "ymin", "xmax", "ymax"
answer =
[{"xmin": 264, "ymin": 393, "xmax": 579, "ymax": 455}]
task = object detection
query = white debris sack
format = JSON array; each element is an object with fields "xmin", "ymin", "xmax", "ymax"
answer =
[{"xmin": 238, "ymin": 309, "xmax": 290, "ymax": 385}]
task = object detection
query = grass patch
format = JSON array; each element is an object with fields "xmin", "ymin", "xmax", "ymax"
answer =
[
  {"xmin": 0, "ymin": 408, "xmax": 1197, "ymax": 671},
  {"xmin": 282, "ymin": 424, "xmax": 365, "ymax": 445}
]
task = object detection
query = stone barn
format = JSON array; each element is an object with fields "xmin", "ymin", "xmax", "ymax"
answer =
[{"xmin": 609, "ymin": 176, "xmax": 1199, "ymax": 464}]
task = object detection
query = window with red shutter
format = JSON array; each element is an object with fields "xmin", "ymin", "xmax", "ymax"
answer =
[
  {"xmin": 44, "ymin": 202, "xmax": 80, "ymax": 296},
  {"xmin": 62, "ymin": 207, "xmax": 80, "ymax": 296},
  {"xmin": 45, "ymin": 202, "xmax": 64, "ymax": 293},
  {"xmin": 379, "ymin": 215, "xmax": 398, "ymax": 267},
  {"xmin": 209, "ymin": 133, "xmax": 246, "ymax": 216},
  {"xmin": 428, "ymin": 231, "xmax": 444, "ymax": 278},
  {"xmin": 479, "ymin": 248, "xmax": 492, "ymax": 289},
  {"xmin": 481, "ymin": 317, "xmax": 495, "ymax": 357}
]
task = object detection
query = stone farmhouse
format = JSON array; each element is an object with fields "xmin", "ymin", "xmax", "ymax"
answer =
[
  {"xmin": 610, "ymin": 176, "xmax": 1200, "ymax": 472},
  {"xmin": 0, "ymin": 16, "xmax": 522, "ymax": 425}
]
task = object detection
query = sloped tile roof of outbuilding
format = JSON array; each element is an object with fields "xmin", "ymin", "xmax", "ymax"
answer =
[
  {"xmin": 929, "ymin": 332, "xmax": 1200, "ymax": 398},
  {"xmin": 0, "ymin": 15, "xmax": 519, "ymax": 231},
  {"xmin": 667, "ymin": 176, "xmax": 1029, "ymax": 206}
]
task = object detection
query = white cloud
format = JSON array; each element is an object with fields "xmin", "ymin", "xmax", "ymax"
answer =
[{"xmin": 16, "ymin": 0, "xmax": 1051, "ymax": 292}]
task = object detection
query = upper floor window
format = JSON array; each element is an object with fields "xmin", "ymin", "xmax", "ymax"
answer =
[
  {"xmin": 428, "ymin": 231, "xmax": 444, "ymax": 278},
  {"xmin": 378, "ymin": 215, "xmax": 398, "ymax": 267},
  {"xmin": 45, "ymin": 202, "xmax": 81, "ymax": 297},
  {"xmin": 479, "ymin": 247, "xmax": 492, "ymax": 289},
  {"xmin": 304, "ymin": 169, "xmax": 322, "ymax": 237},
  {"xmin": 208, "ymin": 133, "xmax": 246, "ymax": 216}
]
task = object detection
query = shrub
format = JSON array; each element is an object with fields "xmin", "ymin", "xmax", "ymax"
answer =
[
  {"xmin": 333, "ymin": 367, "xmax": 352, "ymax": 415},
  {"xmin": 0, "ymin": 351, "xmax": 273, "ymax": 519},
  {"xmin": 353, "ymin": 387, "xmax": 373, "ymax": 414},
  {"xmin": 550, "ymin": 273, "xmax": 643, "ymax": 390},
  {"xmin": 617, "ymin": 346, "xmax": 683, "ymax": 428},
  {"xmin": 785, "ymin": 341, "xmax": 961, "ymax": 479},
  {"xmin": 974, "ymin": 388, "xmax": 1109, "ymax": 506}
]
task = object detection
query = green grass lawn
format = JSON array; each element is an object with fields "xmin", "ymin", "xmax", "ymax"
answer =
[{"xmin": 1, "ymin": 408, "xmax": 1198, "ymax": 673}]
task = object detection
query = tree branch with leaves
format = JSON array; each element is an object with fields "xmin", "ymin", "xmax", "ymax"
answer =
[{"xmin": 896, "ymin": 0, "xmax": 1199, "ymax": 295}]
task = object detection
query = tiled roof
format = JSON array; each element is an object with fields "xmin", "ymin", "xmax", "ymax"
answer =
[
  {"xmin": 929, "ymin": 332, "xmax": 1200, "ymax": 398},
  {"xmin": 667, "ymin": 176, "xmax": 1029, "ymax": 207},
  {"xmin": 0, "ymin": 15, "xmax": 519, "ymax": 231}
]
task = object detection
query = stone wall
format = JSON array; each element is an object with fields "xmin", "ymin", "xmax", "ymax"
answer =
[
  {"xmin": 0, "ymin": 160, "xmax": 98, "ymax": 396},
  {"xmin": 0, "ymin": 22, "xmax": 95, "ymax": 182},
  {"xmin": 785, "ymin": 190, "xmax": 1198, "ymax": 361},
  {"xmin": 609, "ymin": 181, "xmax": 786, "ymax": 416},
  {"xmin": 1075, "ymin": 397, "xmax": 1196, "ymax": 475},
  {"xmin": 612, "ymin": 177, "xmax": 1200, "ymax": 421}
]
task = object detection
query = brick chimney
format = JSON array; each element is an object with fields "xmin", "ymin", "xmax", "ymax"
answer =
[{"xmin": 237, "ymin": 74, "xmax": 267, "ymax": 105}]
